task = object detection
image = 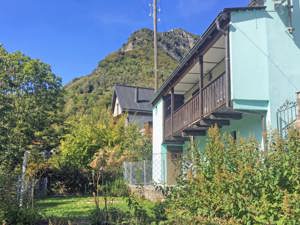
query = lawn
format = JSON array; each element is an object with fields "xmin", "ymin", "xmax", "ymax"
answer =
[{"xmin": 36, "ymin": 196, "xmax": 154, "ymax": 223}]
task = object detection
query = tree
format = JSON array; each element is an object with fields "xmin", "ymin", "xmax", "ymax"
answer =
[
  {"xmin": 58, "ymin": 109, "xmax": 151, "ymax": 170},
  {"xmin": 51, "ymin": 109, "xmax": 151, "ymax": 195},
  {"xmin": 0, "ymin": 45, "xmax": 64, "ymax": 169},
  {"xmin": 90, "ymin": 145, "xmax": 130, "ymax": 217}
]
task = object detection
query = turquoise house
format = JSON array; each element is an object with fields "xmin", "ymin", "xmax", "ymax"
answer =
[{"xmin": 152, "ymin": 0, "xmax": 300, "ymax": 185}]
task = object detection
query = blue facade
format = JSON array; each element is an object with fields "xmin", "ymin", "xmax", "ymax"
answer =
[
  {"xmin": 230, "ymin": 1, "xmax": 300, "ymax": 129},
  {"xmin": 152, "ymin": 0, "xmax": 300, "ymax": 185}
]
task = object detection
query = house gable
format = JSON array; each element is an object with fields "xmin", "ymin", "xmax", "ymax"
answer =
[{"xmin": 113, "ymin": 96, "xmax": 122, "ymax": 117}]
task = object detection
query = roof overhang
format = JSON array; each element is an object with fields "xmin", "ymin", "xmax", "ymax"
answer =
[
  {"xmin": 123, "ymin": 109, "xmax": 153, "ymax": 114},
  {"xmin": 151, "ymin": 6, "xmax": 266, "ymax": 106}
]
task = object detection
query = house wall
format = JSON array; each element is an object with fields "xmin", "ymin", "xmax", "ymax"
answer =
[
  {"xmin": 229, "ymin": 9, "xmax": 270, "ymax": 112},
  {"xmin": 113, "ymin": 97, "xmax": 122, "ymax": 117},
  {"xmin": 194, "ymin": 113, "xmax": 263, "ymax": 151},
  {"xmin": 230, "ymin": 2, "xmax": 300, "ymax": 129},
  {"xmin": 264, "ymin": 0, "xmax": 300, "ymax": 128},
  {"xmin": 127, "ymin": 113, "xmax": 152, "ymax": 128},
  {"xmin": 153, "ymin": 0, "xmax": 300, "ymax": 185},
  {"xmin": 152, "ymin": 99, "xmax": 166, "ymax": 184}
]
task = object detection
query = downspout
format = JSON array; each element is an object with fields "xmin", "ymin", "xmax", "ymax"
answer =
[
  {"xmin": 217, "ymin": 12, "xmax": 231, "ymax": 107},
  {"xmin": 225, "ymin": 25, "xmax": 231, "ymax": 108}
]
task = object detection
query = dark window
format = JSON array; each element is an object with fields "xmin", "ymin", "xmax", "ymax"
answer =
[
  {"xmin": 231, "ymin": 131, "xmax": 237, "ymax": 141},
  {"xmin": 164, "ymin": 94, "xmax": 184, "ymax": 117}
]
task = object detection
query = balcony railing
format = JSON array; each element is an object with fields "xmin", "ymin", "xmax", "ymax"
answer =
[
  {"xmin": 203, "ymin": 73, "xmax": 226, "ymax": 117},
  {"xmin": 164, "ymin": 73, "xmax": 227, "ymax": 138}
]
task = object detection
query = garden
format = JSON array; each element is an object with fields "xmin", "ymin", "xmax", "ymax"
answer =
[{"xmin": 1, "ymin": 46, "xmax": 300, "ymax": 224}]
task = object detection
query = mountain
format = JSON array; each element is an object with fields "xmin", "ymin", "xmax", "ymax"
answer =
[{"xmin": 64, "ymin": 28, "xmax": 199, "ymax": 116}]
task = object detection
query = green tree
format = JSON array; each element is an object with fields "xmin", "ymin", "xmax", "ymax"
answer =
[
  {"xmin": 57, "ymin": 109, "xmax": 151, "ymax": 169},
  {"xmin": 0, "ymin": 45, "xmax": 64, "ymax": 169}
]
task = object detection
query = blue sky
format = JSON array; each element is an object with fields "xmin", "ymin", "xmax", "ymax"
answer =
[{"xmin": 0, "ymin": 0, "xmax": 248, "ymax": 84}]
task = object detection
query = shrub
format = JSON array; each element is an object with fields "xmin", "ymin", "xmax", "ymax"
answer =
[
  {"xmin": 90, "ymin": 195, "xmax": 155, "ymax": 225},
  {"xmin": 0, "ymin": 167, "xmax": 19, "ymax": 223},
  {"xmin": 107, "ymin": 178, "xmax": 129, "ymax": 197},
  {"xmin": 3, "ymin": 207, "xmax": 42, "ymax": 225},
  {"xmin": 48, "ymin": 165, "xmax": 91, "ymax": 195},
  {"xmin": 90, "ymin": 207, "xmax": 131, "ymax": 225},
  {"xmin": 164, "ymin": 127, "xmax": 300, "ymax": 224}
]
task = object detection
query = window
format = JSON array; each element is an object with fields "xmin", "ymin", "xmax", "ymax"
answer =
[{"xmin": 231, "ymin": 131, "xmax": 237, "ymax": 141}]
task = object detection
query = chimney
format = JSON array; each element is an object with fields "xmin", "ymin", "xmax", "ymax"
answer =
[{"xmin": 135, "ymin": 87, "xmax": 139, "ymax": 103}]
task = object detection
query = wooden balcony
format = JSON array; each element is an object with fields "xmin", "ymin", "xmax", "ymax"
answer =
[{"xmin": 164, "ymin": 73, "xmax": 229, "ymax": 139}]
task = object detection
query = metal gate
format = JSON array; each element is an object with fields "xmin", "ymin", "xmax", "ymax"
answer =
[{"xmin": 277, "ymin": 100, "xmax": 297, "ymax": 137}]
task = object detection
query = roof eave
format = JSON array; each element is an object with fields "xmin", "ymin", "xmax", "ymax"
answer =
[
  {"xmin": 122, "ymin": 109, "xmax": 153, "ymax": 114},
  {"xmin": 151, "ymin": 6, "xmax": 266, "ymax": 106}
]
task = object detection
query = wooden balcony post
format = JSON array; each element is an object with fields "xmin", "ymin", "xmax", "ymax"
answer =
[
  {"xmin": 171, "ymin": 88, "xmax": 174, "ymax": 136},
  {"xmin": 199, "ymin": 55, "xmax": 204, "ymax": 117}
]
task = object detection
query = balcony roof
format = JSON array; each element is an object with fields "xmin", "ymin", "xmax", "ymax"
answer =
[{"xmin": 151, "ymin": 6, "xmax": 266, "ymax": 105}]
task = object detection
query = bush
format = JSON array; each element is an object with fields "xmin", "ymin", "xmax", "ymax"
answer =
[
  {"xmin": 0, "ymin": 168, "xmax": 19, "ymax": 223},
  {"xmin": 90, "ymin": 195, "xmax": 155, "ymax": 225},
  {"xmin": 48, "ymin": 165, "xmax": 91, "ymax": 195},
  {"xmin": 90, "ymin": 207, "xmax": 131, "ymax": 225},
  {"xmin": 164, "ymin": 127, "xmax": 300, "ymax": 224},
  {"xmin": 3, "ymin": 207, "xmax": 42, "ymax": 225},
  {"xmin": 106, "ymin": 178, "xmax": 129, "ymax": 197}
]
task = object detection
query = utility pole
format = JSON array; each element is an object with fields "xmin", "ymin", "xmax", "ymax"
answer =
[{"xmin": 153, "ymin": 0, "xmax": 158, "ymax": 91}]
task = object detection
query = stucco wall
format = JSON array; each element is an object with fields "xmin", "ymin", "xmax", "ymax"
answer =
[
  {"xmin": 194, "ymin": 113, "xmax": 263, "ymax": 151},
  {"xmin": 265, "ymin": 0, "xmax": 300, "ymax": 128},
  {"xmin": 152, "ymin": 99, "xmax": 166, "ymax": 183},
  {"xmin": 230, "ymin": 9, "xmax": 269, "ymax": 106},
  {"xmin": 230, "ymin": 2, "xmax": 300, "ymax": 129},
  {"xmin": 113, "ymin": 97, "xmax": 122, "ymax": 117}
]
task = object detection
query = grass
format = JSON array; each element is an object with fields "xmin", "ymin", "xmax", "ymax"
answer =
[{"xmin": 36, "ymin": 196, "xmax": 155, "ymax": 223}]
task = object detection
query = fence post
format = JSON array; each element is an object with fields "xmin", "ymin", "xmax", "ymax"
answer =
[
  {"xmin": 296, "ymin": 92, "xmax": 300, "ymax": 130},
  {"xmin": 129, "ymin": 162, "xmax": 133, "ymax": 185},
  {"xmin": 143, "ymin": 160, "xmax": 147, "ymax": 185}
]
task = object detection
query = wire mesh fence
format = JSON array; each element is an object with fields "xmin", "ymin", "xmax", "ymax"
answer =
[
  {"xmin": 123, "ymin": 152, "xmax": 183, "ymax": 186},
  {"xmin": 123, "ymin": 160, "xmax": 152, "ymax": 185}
]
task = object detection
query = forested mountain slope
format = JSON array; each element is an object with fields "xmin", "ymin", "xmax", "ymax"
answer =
[{"xmin": 64, "ymin": 28, "xmax": 199, "ymax": 116}]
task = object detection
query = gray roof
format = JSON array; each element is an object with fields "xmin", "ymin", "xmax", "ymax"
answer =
[{"xmin": 112, "ymin": 84, "xmax": 154, "ymax": 114}]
